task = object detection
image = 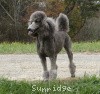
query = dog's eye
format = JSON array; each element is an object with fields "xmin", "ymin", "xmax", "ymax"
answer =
[{"xmin": 35, "ymin": 19, "xmax": 41, "ymax": 23}]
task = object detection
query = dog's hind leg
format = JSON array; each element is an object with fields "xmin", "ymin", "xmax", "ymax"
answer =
[
  {"xmin": 49, "ymin": 55, "xmax": 58, "ymax": 80},
  {"xmin": 39, "ymin": 55, "xmax": 49, "ymax": 81},
  {"xmin": 64, "ymin": 35, "xmax": 76, "ymax": 77}
]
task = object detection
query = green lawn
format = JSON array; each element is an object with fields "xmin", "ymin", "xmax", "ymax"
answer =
[
  {"xmin": 0, "ymin": 42, "xmax": 100, "ymax": 94},
  {"xmin": 0, "ymin": 42, "xmax": 37, "ymax": 54},
  {"xmin": 0, "ymin": 76, "xmax": 100, "ymax": 94},
  {"xmin": 0, "ymin": 42, "xmax": 100, "ymax": 54},
  {"xmin": 73, "ymin": 42, "xmax": 100, "ymax": 52}
]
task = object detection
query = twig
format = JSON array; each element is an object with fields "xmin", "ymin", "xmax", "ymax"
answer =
[{"xmin": 0, "ymin": 3, "xmax": 15, "ymax": 22}]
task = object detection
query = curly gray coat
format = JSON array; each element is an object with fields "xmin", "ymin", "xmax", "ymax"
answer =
[{"xmin": 28, "ymin": 11, "xmax": 76, "ymax": 80}]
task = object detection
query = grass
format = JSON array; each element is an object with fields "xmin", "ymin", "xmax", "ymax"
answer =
[
  {"xmin": 72, "ymin": 42, "xmax": 100, "ymax": 52},
  {"xmin": 0, "ymin": 42, "xmax": 100, "ymax": 94},
  {"xmin": 0, "ymin": 42, "xmax": 37, "ymax": 54},
  {"xmin": 0, "ymin": 76, "xmax": 100, "ymax": 94},
  {"xmin": 0, "ymin": 41, "xmax": 100, "ymax": 54}
]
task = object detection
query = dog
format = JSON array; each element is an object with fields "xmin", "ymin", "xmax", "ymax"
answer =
[{"xmin": 28, "ymin": 11, "xmax": 76, "ymax": 80}]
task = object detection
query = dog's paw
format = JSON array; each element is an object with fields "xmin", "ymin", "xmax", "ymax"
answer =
[
  {"xmin": 69, "ymin": 63, "xmax": 76, "ymax": 77},
  {"xmin": 43, "ymin": 71, "xmax": 49, "ymax": 81},
  {"xmin": 71, "ymin": 74, "xmax": 75, "ymax": 78},
  {"xmin": 49, "ymin": 70, "xmax": 57, "ymax": 80}
]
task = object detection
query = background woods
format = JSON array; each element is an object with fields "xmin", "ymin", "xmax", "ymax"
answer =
[{"xmin": 0, "ymin": 0, "xmax": 100, "ymax": 42}]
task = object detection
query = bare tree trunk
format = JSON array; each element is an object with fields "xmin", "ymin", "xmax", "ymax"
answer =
[
  {"xmin": 13, "ymin": 0, "xmax": 21, "ymax": 41},
  {"xmin": 63, "ymin": 1, "xmax": 76, "ymax": 15}
]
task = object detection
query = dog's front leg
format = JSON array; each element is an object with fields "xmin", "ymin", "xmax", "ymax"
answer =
[
  {"xmin": 39, "ymin": 40, "xmax": 44, "ymax": 53},
  {"xmin": 39, "ymin": 55, "xmax": 49, "ymax": 81},
  {"xmin": 49, "ymin": 55, "xmax": 58, "ymax": 80}
]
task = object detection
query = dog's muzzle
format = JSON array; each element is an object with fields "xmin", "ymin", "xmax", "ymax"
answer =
[{"xmin": 28, "ymin": 29, "xmax": 33, "ymax": 36}]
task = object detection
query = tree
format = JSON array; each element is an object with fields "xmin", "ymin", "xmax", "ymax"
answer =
[
  {"xmin": 0, "ymin": 0, "xmax": 33, "ymax": 42},
  {"xmin": 0, "ymin": 0, "xmax": 100, "ymax": 42},
  {"xmin": 63, "ymin": 0, "xmax": 100, "ymax": 38}
]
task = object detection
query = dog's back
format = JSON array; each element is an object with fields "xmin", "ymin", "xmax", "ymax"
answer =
[
  {"xmin": 52, "ymin": 13, "xmax": 70, "ymax": 54},
  {"xmin": 41, "ymin": 13, "xmax": 70, "ymax": 55}
]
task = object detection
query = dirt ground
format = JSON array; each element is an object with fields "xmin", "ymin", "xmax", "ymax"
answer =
[{"xmin": 0, "ymin": 53, "xmax": 100, "ymax": 81}]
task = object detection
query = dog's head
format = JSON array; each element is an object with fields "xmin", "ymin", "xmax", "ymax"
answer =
[{"xmin": 28, "ymin": 11, "xmax": 47, "ymax": 37}]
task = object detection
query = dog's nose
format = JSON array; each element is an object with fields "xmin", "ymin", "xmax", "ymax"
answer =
[
  {"xmin": 28, "ymin": 29, "xmax": 33, "ymax": 36},
  {"xmin": 28, "ymin": 28, "xmax": 32, "ymax": 31}
]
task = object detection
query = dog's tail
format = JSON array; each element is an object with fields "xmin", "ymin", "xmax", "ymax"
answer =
[{"xmin": 56, "ymin": 13, "xmax": 69, "ymax": 32}]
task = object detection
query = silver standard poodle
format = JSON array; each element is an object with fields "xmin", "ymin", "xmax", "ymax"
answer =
[{"xmin": 28, "ymin": 11, "xmax": 76, "ymax": 81}]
